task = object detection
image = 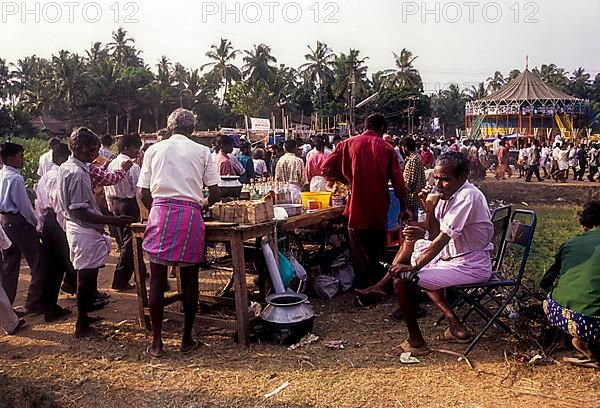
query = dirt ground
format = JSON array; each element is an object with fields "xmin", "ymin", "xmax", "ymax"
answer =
[
  {"xmin": 477, "ymin": 176, "xmax": 600, "ymax": 205},
  {"xmin": 1, "ymin": 178, "xmax": 600, "ymax": 408}
]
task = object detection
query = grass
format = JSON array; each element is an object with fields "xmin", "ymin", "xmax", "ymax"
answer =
[{"xmin": 517, "ymin": 204, "xmax": 581, "ymax": 289}]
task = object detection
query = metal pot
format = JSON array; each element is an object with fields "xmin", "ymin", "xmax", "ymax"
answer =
[
  {"xmin": 219, "ymin": 176, "xmax": 242, "ymax": 198},
  {"xmin": 260, "ymin": 293, "xmax": 314, "ymax": 345}
]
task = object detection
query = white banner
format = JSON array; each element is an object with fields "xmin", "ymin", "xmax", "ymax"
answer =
[{"xmin": 250, "ymin": 118, "xmax": 271, "ymax": 131}]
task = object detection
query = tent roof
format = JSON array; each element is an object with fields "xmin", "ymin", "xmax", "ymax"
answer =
[{"xmin": 478, "ymin": 69, "xmax": 581, "ymax": 103}]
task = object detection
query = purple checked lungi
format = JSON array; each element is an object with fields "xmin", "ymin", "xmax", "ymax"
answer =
[{"xmin": 143, "ymin": 198, "xmax": 205, "ymax": 266}]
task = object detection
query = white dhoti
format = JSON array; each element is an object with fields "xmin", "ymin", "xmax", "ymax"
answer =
[{"xmin": 65, "ymin": 221, "xmax": 111, "ymax": 270}]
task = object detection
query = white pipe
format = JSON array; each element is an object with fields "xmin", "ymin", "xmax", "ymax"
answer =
[{"xmin": 262, "ymin": 240, "xmax": 285, "ymax": 294}]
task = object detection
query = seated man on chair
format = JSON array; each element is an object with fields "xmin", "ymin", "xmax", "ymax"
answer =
[{"xmin": 371, "ymin": 152, "xmax": 494, "ymax": 356}]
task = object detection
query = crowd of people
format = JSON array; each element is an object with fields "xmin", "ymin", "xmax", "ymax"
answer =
[{"xmin": 0, "ymin": 110, "xmax": 598, "ymax": 368}]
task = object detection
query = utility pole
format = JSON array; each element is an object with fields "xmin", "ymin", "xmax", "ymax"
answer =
[{"xmin": 349, "ymin": 68, "xmax": 357, "ymax": 135}]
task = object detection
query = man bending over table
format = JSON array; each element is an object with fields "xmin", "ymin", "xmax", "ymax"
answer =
[
  {"xmin": 362, "ymin": 152, "xmax": 494, "ymax": 356},
  {"xmin": 138, "ymin": 108, "xmax": 220, "ymax": 358}
]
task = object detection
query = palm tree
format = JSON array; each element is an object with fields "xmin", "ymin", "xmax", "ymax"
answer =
[
  {"xmin": 534, "ymin": 64, "xmax": 569, "ymax": 91},
  {"xmin": 85, "ymin": 42, "xmax": 108, "ymax": 64},
  {"xmin": 372, "ymin": 71, "xmax": 387, "ymax": 92},
  {"xmin": 384, "ymin": 49, "xmax": 423, "ymax": 90},
  {"xmin": 299, "ymin": 41, "xmax": 335, "ymax": 110},
  {"xmin": 271, "ymin": 64, "xmax": 299, "ymax": 109},
  {"xmin": 140, "ymin": 59, "xmax": 175, "ymax": 130},
  {"xmin": 51, "ymin": 50, "xmax": 88, "ymax": 122},
  {"xmin": 0, "ymin": 58, "xmax": 14, "ymax": 103},
  {"xmin": 87, "ymin": 57, "xmax": 120, "ymax": 133},
  {"xmin": 331, "ymin": 49, "xmax": 370, "ymax": 113},
  {"xmin": 508, "ymin": 69, "xmax": 521, "ymax": 81},
  {"xmin": 201, "ymin": 38, "xmax": 242, "ymax": 107},
  {"xmin": 464, "ymin": 82, "xmax": 487, "ymax": 101},
  {"xmin": 107, "ymin": 27, "xmax": 140, "ymax": 67},
  {"xmin": 486, "ymin": 71, "xmax": 505, "ymax": 94},
  {"xmin": 569, "ymin": 67, "xmax": 591, "ymax": 99},
  {"xmin": 431, "ymin": 84, "xmax": 465, "ymax": 134},
  {"xmin": 13, "ymin": 56, "xmax": 41, "ymax": 102},
  {"xmin": 242, "ymin": 44, "xmax": 277, "ymax": 87}
]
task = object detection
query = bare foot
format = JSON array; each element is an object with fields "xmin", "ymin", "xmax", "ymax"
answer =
[
  {"xmin": 572, "ymin": 338, "xmax": 595, "ymax": 361},
  {"xmin": 354, "ymin": 287, "xmax": 388, "ymax": 299}
]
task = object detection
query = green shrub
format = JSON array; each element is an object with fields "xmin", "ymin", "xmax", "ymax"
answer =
[{"xmin": 0, "ymin": 136, "xmax": 49, "ymax": 192}]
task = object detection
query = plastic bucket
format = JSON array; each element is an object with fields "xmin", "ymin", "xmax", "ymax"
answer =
[{"xmin": 300, "ymin": 192, "xmax": 331, "ymax": 209}]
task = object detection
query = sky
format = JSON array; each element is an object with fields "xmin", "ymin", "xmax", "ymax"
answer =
[{"xmin": 1, "ymin": 0, "xmax": 599, "ymax": 94}]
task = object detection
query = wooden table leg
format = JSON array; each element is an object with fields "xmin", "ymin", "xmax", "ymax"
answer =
[
  {"xmin": 230, "ymin": 231, "xmax": 250, "ymax": 347},
  {"xmin": 132, "ymin": 234, "xmax": 151, "ymax": 330}
]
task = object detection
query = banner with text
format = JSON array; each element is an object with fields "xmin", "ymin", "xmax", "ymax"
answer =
[{"xmin": 250, "ymin": 118, "xmax": 271, "ymax": 131}]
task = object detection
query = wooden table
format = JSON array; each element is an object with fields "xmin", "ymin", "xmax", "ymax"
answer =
[
  {"xmin": 131, "ymin": 220, "xmax": 278, "ymax": 348},
  {"xmin": 280, "ymin": 206, "xmax": 345, "ymax": 232}
]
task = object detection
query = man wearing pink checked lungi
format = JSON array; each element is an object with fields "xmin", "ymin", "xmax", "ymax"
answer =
[{"xmin": 138, "ymin": 108, "xmax": 220, "ymax": 358}]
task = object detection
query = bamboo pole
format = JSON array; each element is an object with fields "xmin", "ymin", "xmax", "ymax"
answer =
[{"xmin": 138, "ymin": 118, "xmax": 142, "ymax": 134}]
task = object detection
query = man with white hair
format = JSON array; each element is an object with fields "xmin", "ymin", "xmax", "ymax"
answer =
[{"xmin": 138, "ymin": 108, "xmax": 220, "ymax": 358}]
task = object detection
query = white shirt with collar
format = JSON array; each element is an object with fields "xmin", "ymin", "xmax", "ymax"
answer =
[
  {"xmin": 434, "ymin": 181, "xmax": 494, "ymax": 259},
  {"xmin": 137, "ymin": 134, "xmax": 220, "ymax": 204},
  {"xmin": 37, "ymin": 149, "xmax": 54, "ymax": 177},
  {"xmin": 0, "ymin": 165, "xmax": 38, "ymax": 227},
  {"xmin": 104, "ymin": 153, "xmax": 140, "ymax": 199},
  {"xmin": 35, "ymin": 164, "xmax": 65, "ymax": 232}
]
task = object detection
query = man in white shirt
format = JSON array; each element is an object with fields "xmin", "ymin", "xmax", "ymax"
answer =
[
  {"xmin": 138, "ymin": 108, "xmax": 220, "ymax": 358},
  {"xmin": 37, "ymin": 138, "xmax": 61, "ymax": 177},
  {"xmin": 104, "ymin": 133, "xmax": 143, "ymax": 291},
  {"xmin": 35, "ymin": 142, "xmax": 74, "ymax": 322},
  {"xmin": 492, "ymin": 135, "xmax": 501, "ymax": 156}
]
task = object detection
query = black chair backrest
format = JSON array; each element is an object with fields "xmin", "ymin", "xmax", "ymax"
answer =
[
  {"xmin": 495, "ymin": 209, "xmax": 537, "ymax": 289},
  {"xmin": 490, "ymin": 206, "xmax": 512, "ymax": 270}
]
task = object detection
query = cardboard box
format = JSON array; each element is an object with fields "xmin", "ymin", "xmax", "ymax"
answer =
[
  {"xmin": 246, "ymin": 200, "xmax": 274, "ymax": 224},
  {"xmin": 211, "ymin": 199, "xmax": 274, "ymax": 224}
]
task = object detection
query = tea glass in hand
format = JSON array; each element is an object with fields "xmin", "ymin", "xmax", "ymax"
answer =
[{"xmin": 425, "ymin": 186, "xmax": 443, "ymax": 209}]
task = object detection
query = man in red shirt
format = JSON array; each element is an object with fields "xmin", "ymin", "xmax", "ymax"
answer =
[
  {"xmin": 322, "ymin": 114, "xmax": 409, "ymax": 289},
  {"xmin": 420, "ymin": 144, "xmax": 435, "ymax": 169}
]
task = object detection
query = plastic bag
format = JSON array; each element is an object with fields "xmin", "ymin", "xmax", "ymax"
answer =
[
  {"xmin": 313, "ymin": 275, "xmax": 339, "ymax": 299},
  {"xmin": 289, "ymin": 256, "xmax": 308, "ymax": 281},
  {"xmin": 277, "ymin": 252, "xmax": 295, "ymax": 287},
  {"xmin": 309, "ymin": 176, "xmax": 328, "ymax": 192},
  {"xmin": 330, "ymin": 251, "xmax": 354, "ymax": 291}
]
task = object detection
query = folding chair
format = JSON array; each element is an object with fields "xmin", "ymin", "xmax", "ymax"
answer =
[
  {"xmin": 435, "ymin": 205, "xmax": 512, "ymax": 325},
  {"xmin": 490, "ymin": 206, "xmax": 512, "ymax": 270},
  {"xmin": 446, "ymin": 209, "xmax": 537, "ymax": 357}
]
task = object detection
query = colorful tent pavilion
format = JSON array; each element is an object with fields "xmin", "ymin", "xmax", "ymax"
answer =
[{"xmin": 465, "ymin": 68, "xmax": 589, "ymax": 141}]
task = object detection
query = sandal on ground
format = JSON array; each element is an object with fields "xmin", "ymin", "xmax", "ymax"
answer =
[
  {"xmin": 388, "ymin": 340, "xmax": 431, "ymax": 357},
  {"xmin": 145, "ymin": 346, "xmax": 165, "ymax": 359},
  {"xmin": 435, "ymin": 328, "xmax": 472, "ymax": 344},
  {"xmin": 180, "ymin": 339, "xmax": 199, "ymax": 354}
]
